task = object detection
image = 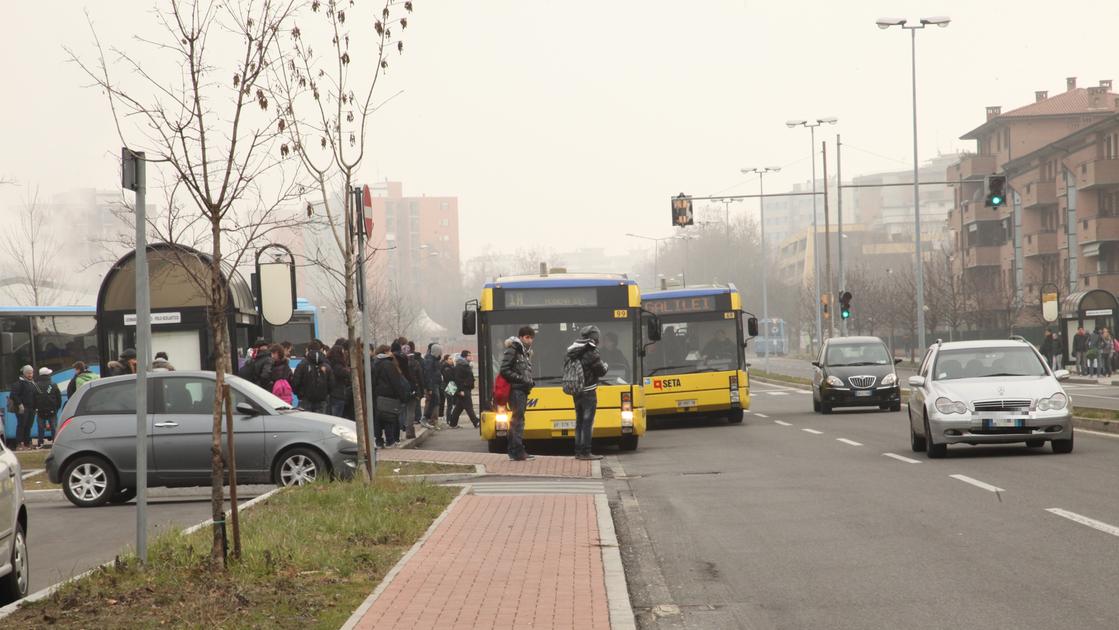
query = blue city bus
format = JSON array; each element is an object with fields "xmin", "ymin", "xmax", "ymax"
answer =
[
  {"xmin": 263, "ymin": 297, "xmax": 322, "ymax": 367},
  {"xmin": 754, "ymin": 318, "xmax": 789, "ymax": 356}
]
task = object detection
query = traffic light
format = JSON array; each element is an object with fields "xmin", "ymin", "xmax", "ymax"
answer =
[
  {"xmin": 839, "ymin": 291, "xmax": 852, "ymax": 320},
  {"xmin": 985, "ymin": 175, "xmax": 1007, "ymax": 208},
  {"xmin": 672, "ymin": 193, "xmax": 694, "ymax": 226},
  {"xmin": 821, "ymin": 293, "xmax": 830, "ymax": 319}
]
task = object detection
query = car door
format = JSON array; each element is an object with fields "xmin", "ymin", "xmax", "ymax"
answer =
[
  {"xmin": 152, "ymin": 376, "xmax": 265, "ymax": 483},
  {"xmin": 910, "ymin": 349, "xmax": 935, "ymax": 433},
  {"xmin": 72, "ymin": 379, "xmax": 155, "ymax": 488},
  {"xmin": 0, "ymin": 442, "xmax": 14, "ymax": 553},
  {"xmin": 813, "ymin": 341, "xmax": 828, "ymax": 396}
]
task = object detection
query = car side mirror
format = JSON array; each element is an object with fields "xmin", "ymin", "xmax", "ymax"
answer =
[
  {"xmin": 1053, "ymin": 369, "xmax": 1070, "ymax": 381},
  {"xmin": 746, "ymin": 317, "xmax": 759, "ymax": 338},
  {"xmin": 894, "ymin": 358, "xmax": 904, "ymax": 365},
  {"xmin": 810, "ymin": 361, "xmax": 821, "ymax": 368},
  {"xmin": 907, "ymin": 376, "xmax": 926, "ymax": 388},
  {"xmin": 235, "ymin": 401, "xmax": 259, "ymax": 416}
]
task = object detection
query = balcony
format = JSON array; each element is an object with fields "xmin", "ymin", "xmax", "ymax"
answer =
[
  {"xmin": 1076, "ymin": 158, "xmax": 1119, "ymax": 191},
  {"xmin": 1023, "ymin": 231, "xmax": 1057, "ymax": 257},
  {"xmin": 951, "ymin": 154, "xmax": 997, "ymax": 181},
  {"xmin": 960, "ymin": 200, "xmax": 1001, "ymax": 225},
  {"xmin": 964, "ymin": 245, "xmax": 1001, "ymax": 268},
  {"xmin": 1020, "ymin": 180, "xmax": 1057, "ymax": 209},
  {"xmin": 1079, "ymin": 215, "xmax": 1119, "ymax": 244}
]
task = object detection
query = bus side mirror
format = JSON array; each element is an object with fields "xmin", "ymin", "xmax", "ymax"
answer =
[
  {"xmin": 462, "ymin": 310, "xmax": 477, "ymax": 336},
  {"xmin": 646, "ymin": 316, "xmax": 662, "ymax": 342},
  {"xmin": 747, "ymin": 317, "xmax": 759, "ymax": 338}
]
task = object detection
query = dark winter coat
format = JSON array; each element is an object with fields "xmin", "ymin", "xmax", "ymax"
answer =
[
  {"xmin": 271, "ymin": 360, "xmax": 293, "ymax": 387},
  {"xmin": 453, "ymin": 356, "xmax": 476, "ymax": 393},
  {"xmin": 422, "ymin": 353, "xmax": 443, "ymax": 392},
  {"xmin": 500, "ymin": 337, "xmax": 534, "ymax": 393},
  {"xmin": 106, "ymin": 360, "xmax": 131, "ymax": 377},
  {"xmin": 566, "ymin": 339, "xmax": 608, "ymax": 392},
  {"xmin": 292, "ymin": 351, "xmax": 332, "ymax": 403},
  {"xmin": 372, "ymin": 354, "xmax": 409, "ymax": 401},
  {"xmin": 1073, "ymin": 332, "xmax": 1090, "ymax": 353},
  {"xmin": 10, "ymin": 376, "xmax": 36, "ymax": 412},
  {"xmin": 33, "ymin": 374, "xmax": 62, "ymax": 413},
  {"xmin": 1040, "ymin": 334, "xmax": 1058, "ymax": 358},
  {"xmin": 328, "ymin": 356, "xmax": 351, "ymax": 401}
]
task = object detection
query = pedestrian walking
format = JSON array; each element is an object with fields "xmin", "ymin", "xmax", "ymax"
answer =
[
  {"xmin": 326, "ymin": 345, "xmax": 352, "ymax": 418},
  {"xmin": 448, "ymin": 351, "xmax": 480, "ymax": 428},
  {"xmin": 371, "ymin": 344, "xmax": 409, "ymax": 448},
  {"xmin": 563, "ymin": 326, "xmax": 609, "ymax": 460},
  {"xmin": 10, "ymin": 366, "xmax": 37, "ymax": 449},
  {"xmin": 1040, "ymin": 329, "xmax": 1058, "ymax": 371},
  {"xmin": 406, "ymin": 341, "xmax": 426, "ymax": 432},
  {"xmin": 107, "ymin": 348, "xmax": 138, "ymax": 377},
  {"xmin": 422, "ymin": 343, "xmax": 444, "ymax": 427},
  {"xmin": 500, "ymin": 326, "xmax": 536, "ymax": 461},
  {"xmin": 66, "ymin": 361, "xmax": 100, "ymax": 397},
  {"xmin": 33, "ymin": 367, "xmax": 61, "ymax": 448},
  {"xmin": 1073, "ymin": 327, "xmax": 1089, "ymax": 375},
  {"xmin": 439, "ymin": 354, "xmax": 455, "ymax": 423},
  {"xmin": 292, "ymin": 342, "xmax": 332, "ymax": 414},
  {"xmin": 1101, "ymin": 328, "xmax": 1114, "ymax": 378},
  {"xmin": 151, "ymin": 351, "xmax": 175, "ymax": 371}
]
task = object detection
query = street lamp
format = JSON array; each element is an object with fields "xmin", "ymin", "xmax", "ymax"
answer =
[
  {"xmin": 787, "ymin": 117, "xmax": 837, "ymax": 349},
  {"xmin": 742, "ymin": 166, "xmax": 780, "ymax": 374},
  {"xmin": 877, "ymin": 15, "xmax": 950, "ymax": 354},
  {"xmin": 626, "ymin": 233, "xmax": 678, "ymax": 286}
]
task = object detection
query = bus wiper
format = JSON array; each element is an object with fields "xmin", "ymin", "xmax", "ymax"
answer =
[{"xmin": 648, "ymin": 364, "xmax": 696, "ymax": 375}]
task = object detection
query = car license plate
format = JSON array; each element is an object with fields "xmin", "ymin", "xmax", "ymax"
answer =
[
  {"xmin": 984, "ymin": 418, "xmax": 1022, "ymax": 428},
  {"xmin": 854, "ymin": 390, "xmax": 872, "ymax": 397},
  {"xmin": 553, "ymin": 420, "xmax": 576, "ymax": 430},
  {"xmin": 677, "ymin": 399, "xmax": 697, "ymax": 409}
]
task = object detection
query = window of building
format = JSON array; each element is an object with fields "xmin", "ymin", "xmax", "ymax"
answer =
[
  {"xmin": 439, "ymin": 218, "xmax": 449, "ymax": 227},
  {"xmin": 1101, "ymin": 191, "xmax": 1119, "ymax": 217},
  {"xmin": 1104, "ymin": 132, "xmax": 1119, "ymax": 160}
]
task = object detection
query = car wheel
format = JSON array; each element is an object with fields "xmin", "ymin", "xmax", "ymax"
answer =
[
  {"xmin": 0, "ymin": 521, "xmax": 28, "ymax": 604},
  {"xmin": 273, "ymin": 448, "xmax": 328, "ymax": 487},
  {"xmin": 820, "ymin": 402, "xmax": 833, "ymax": 414},
  {"xmin": 1051, "ymin": 432, "xmax": 1074, "ymax": 454},
  {"xmin": 1025, "ymin": 439, "xmax": 1045, "ymax": 448},
  {"xmin": 109, "ymin": 488, "xmax": 137, "ymax": 504},
  {"xmin": 62, "ymin": 455, "xmax": 118, "ymax": 507},
  {"xmin": 909, "ymin": 408, "xmax": 927, "ymax": 452},
  {"xmin": 890, "ymin": 403, "xmax": 902, "ymax": 412},
  {"xmin": 812, "ymin": 395, "xmax": 821, "ymax": 413},
  {"xmin": 487, "ymin": 437, "xmax": 508, "ymax": 454},
  {"xmin": 925, "ymin": 416, "xmax": 947, "ymax": 459},
  {"xmin": 727, "ymin": 409, "xmax": 744, "ymax": 424},
  {"xmin": 619, "ymin": 435, "xmax": 639, "ymax": 451}
]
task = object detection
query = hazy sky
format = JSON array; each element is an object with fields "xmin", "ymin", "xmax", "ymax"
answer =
[{"xmin": 3, "ymin": 0, "xmax": 1118, "ymax": 262}]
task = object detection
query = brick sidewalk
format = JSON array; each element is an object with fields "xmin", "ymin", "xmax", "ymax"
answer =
[
  {"xmin": 379, "ymin": 449, "xmax": 596, "ymax": 478},
  {"xmin": 347, "ymin": 494, "xmax": 611, "ymax": 629}
]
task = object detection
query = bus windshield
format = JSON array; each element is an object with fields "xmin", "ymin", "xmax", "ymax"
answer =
[
  {"xmin": 644, "ymin": 317, "xmax": 740, "ymax": 376},
  {"xmin": 487, "ymin": 316, "xmax": 636, "ymax": 386}
]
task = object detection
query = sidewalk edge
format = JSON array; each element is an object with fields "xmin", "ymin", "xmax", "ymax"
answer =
[
  {"xmin": 339, "ymin": 484, "xmax": 471, "ymax": 630},
  {"xmin": 595, "ymin": 493, "xmax": 636, "ymax": 630}
]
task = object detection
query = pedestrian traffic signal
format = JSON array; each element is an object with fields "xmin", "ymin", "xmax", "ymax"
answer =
[
  {"xmin": 985, "ymin": 175, "xmax": 1007, "ymax": 208},
  {"xmin": 839, "ymin": 291, "xmax": 852, "ymax": 320}
]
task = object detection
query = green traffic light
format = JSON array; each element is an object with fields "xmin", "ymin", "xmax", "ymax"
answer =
[
  {"xmin": 841, "ymin": 309, "xmax": 850, "ymax": 320},
  {"xmin": 992, "ymin": 196, "xmax": 1002, "ymax": 206}
]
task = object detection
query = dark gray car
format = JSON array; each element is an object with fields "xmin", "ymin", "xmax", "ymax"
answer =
[{"xmin": 45, "ymin": 371, "xmax": 360, "ymax": 507}]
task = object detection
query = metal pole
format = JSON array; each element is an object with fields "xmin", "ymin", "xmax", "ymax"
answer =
[
  {"xmin": 911, "ymin": 27, "xmax": 927, "ymax": 353},
  {"xmin": 725, "ymin": 200, "xmax": 732, "ymax": 283},
  {"xmin": 653, "ymin": 240, "xmax": 659, "ymax": 285},
  {"xmin": 133, "ymin": 151, "xmax": 149, "ymax": 563},
  {"xmin": 838, "ymin": 134, "xmax": 846, "ymax": 336},
  {"xmin": 810, "ymin": 125, "xmax": 822, "ymax": 351},
  {"xmin": 823, "ymin": 141, "xmax": 834, "ymax": 340},
  {"xmin": 760, "ymin": 172, "xmax": 769, "ymax": 375},
  {"xmin": 354, "ymin": 187, "xmax": 376, "ymax": 476}
]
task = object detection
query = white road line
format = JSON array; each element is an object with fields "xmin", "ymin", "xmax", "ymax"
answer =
[
  {"xmin": 754, "ymin": 413, "xmax": 769, "ymax": 418},
  {"xmin": 1075, "ymin": 428, "xmax": 1119, "ymax": 440},
  {"xmin": 794, "ymin": 390, "xmax": 812, "ymax": 394},
  {"xmin": 766, "ymin": 391, "xmax": 789, "ymax": 396},
  {"xmin": 774, "ymin": 420, "xmax": 792, "ymax": 426},
  {"xmin": 883, "ymin": 452, "xmax": 922, "ymax": 464},
  {"xmin": 836, "ymin": 438, "xmax": 863, "ymax": 446},
  {"xmin": 1046, "ymin": 508, "xmax": 1119, "ymax": 538},
  {"xmin": 802, "ymin": 428, "xmax": 823, "ymax": 435},
  {"xmin": 949, "ymin": 474, "xmax": 1005, "ymax": 493}
]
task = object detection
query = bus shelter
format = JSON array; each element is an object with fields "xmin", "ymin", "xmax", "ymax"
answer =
[
  {"xmin": 1058, "ymin": 289, "xmax": 1119, "ymax": 361},
  {"xmin": 96, "ymin": 243, "xmax": 260, "ymax": 371}
]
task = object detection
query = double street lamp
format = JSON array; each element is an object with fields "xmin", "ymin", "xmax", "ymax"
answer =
[
  {"xmin": 876, "ymin": 15, "xmax": 950, "ymax": 354},
  {"xmin": 787, "ymin": 117, "xmax": 837, "ymax": 349},
  {"xmin": 741, "ymin": 166, "xmax": 780, "ymax": 374}
]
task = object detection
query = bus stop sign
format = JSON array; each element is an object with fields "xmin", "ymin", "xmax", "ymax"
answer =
[{"xmin": 1041, "ymin": 291, "xmax": 1059, "ymax": 323}]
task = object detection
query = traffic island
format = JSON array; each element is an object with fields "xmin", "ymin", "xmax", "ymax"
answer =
[{"xmin": 4, "ymin": 479, "xmax": 456, "ymax": 629}]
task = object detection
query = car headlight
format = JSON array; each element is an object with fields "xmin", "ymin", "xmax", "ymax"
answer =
[
  {"xmin": 331, "ymin": 424, "xmax": 358, "ymax": 443},
  {"xmin": 934, "ymin": 397, "xmax": 967, "ymax": 415},
  {"xmin": 825, "ymin": 375, "xmax": 844, "ymax": 387},
  {"xmin": 1038, "ymin": 392, "xmax": 1067, "ymax": 411},
  {"xmin": 881, "ymin": 373, "xmax": 897, "ymax": 386}
]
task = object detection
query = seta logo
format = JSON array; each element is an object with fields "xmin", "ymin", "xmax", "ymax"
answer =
[
  {"xmin": 653, "ymin": 378, "xmax": 682, "ymax": 390},
  {"xmin": 526, "ymin": 398, "xmax": 539, "ymax": 408}
]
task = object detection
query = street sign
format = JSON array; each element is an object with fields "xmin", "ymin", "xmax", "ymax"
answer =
[
  {"xmin": 1041, "ymin": 291, "xmax": 1059, "ymax": 323},
  {"xmin": 361, "ymin": 184, "xmax": 374, "ymax": 236},
  {"xmin": 672, "ymin": 193, "xmax": 693, "ymax": 227}
]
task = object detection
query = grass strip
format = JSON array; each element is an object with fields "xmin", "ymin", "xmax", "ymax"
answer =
[
  {"xmin": 15, "ymin": 449, "xmax": 49, "ymax": 470},
  {"xmin": 9, "ymin": 479, "xmax": 456, "ymax": 629},
  {"xmin": 750, "ymin": 370, "xmax": 812, "ymax": 387},
  {"xmin": 1072, "ymin": 406, "xmax": 1119, "ymax": 421},
  {"xmin": 20, "ymin": 471, "xmax": 60, "ymax": 490}
]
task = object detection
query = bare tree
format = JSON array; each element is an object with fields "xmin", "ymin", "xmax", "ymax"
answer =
[
  {"xmin": 0, "ymin": 186, "xmax": 64, "ymax": 306},
  {"xmin": 268, "ymin": 0, "xmax": 415, "ymax": 479},
  {"xmin": 69, "ymin": 0, "xmax": 302, "ymax": 568}
]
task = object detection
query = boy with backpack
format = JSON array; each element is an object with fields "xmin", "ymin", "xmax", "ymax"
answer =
[
  {"xmin": 563, "ymin": 326, "xmax": 609, "ymax": 460},
  {"xmin": 292, "ymin": 343, "xmax": 332, "ymax": 414},
  {"xmin": 33, "ymin": 367, "xmax": 62, "ymax": 448}
]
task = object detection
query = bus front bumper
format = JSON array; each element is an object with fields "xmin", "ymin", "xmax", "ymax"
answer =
[{"xmin": 480, "ymin": 409, "xmax": 646, "ymax": 441}]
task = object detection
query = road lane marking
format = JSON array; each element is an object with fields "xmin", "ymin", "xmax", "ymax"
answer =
[
  {"xmin": 949, "ymin": 474, "xmax": 1005, "ymax": 493},
  {"xmin": 774, "ymin": 420, "xmax": 792, "ymax": 426},
  {"xmin": 802, "ymin": 428, "xmax": 823, "ymax": 435},
  {"xmin": 754, "ymin": 413, "xmax": 769, "ymax": 418},
  {"xmin": 883, "ymin": 452, "xmax": 922, "ymax": 464},
  {"xmin": 1075, "ymin": 428, "xmax": 1119, "ymax": 439},
  {"xmin": 1046, "ymin": 508, "xmax": 1119, "ymax": 538},
  {"xmin": 836, "ymin": 438, "xmax": 862, "ymax": 446},
  {"xmin": 766, "ymin": 391, "xmax": 789, "ymax": 396}
]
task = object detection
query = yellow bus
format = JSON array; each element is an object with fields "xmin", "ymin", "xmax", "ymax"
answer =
[
  {"xmin": 641, "ymin": 285, "xmax": 758, "ymax": 423},
  {"xmin": 462, "ymin": 273, "xmax": 660, "ymax": 453}
]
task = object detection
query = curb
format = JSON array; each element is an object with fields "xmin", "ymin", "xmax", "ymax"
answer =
[
  {"xmin": 596, "ymin": 492, "xmax": 637, "ymax": 630},
  {"xmin": 385, "ymin": 464, "xmax": 487, "ymax": 484},
  {"xmin": 339, "ymin": 484, "xmax": 472, "ymax": 630},
  {"xmin": 1073, "ymin": 416, "xmax": 1119, "ymax": 435}
]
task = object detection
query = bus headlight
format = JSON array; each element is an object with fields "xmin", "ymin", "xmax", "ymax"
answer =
[
  {"xmin": 495, "ymin": 406, "xmax": 510, "ymax": 430},
  {"xmin": 620, "ymin": 391, "xmax": 634, "ymax": 426},
  {"xmin": 620, "ymin": 410, "xmax": 634, "ymax": 425}
]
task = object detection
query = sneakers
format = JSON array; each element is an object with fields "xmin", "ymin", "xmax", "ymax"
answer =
[
  {"xmin": 419, "ymin": 420, "xmax": 435, "ymax": 430},
  {"xmin": 575, "ymin": 453, "xmax": 604, "ymax": 461},
  {"xmin": 509, "ymin": 454, "xmax": 537, "ymax": 461}
]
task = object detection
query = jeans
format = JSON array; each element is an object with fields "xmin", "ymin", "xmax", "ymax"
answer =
[
  {"xmin": 1103, "ymin": 353, "xmax": 1113, "ymax": 377},
  {"xmin": 449, "ymin": 391, "xmax": 479, "ymax": 427},
  {"xmin": 572, "ymin": 390, "xmax": 598, "ymax": 455},
  {"xmin": 1077, "ymin": 350, "xmax": 1087, "ymax": 375},
  {"xmin": 507, "ymin": 389, "xmax": 529, "ymax": 459},
  {"xmin": 16, "ymin": 409, "xmax": 34, "ymax": 447},
  {"xmin": 330, "ymin": 397, "xmax": 347, "ymax": 418},
  {"xmin": 1050, "ymin": 355, "xmax": 1061, "ymax": 371},
  {"xmin": 424, "ymin": 389, "xmax": 442, "ymax": 422},
  {"xmin": 36, "ymin": 410, "xmax": 56, "ymax": 446}
]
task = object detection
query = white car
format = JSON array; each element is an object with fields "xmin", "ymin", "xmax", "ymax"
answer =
[
  {"xmin": 907, "ymin": 338, "xmax": 1073, "ymax": 458},
  {"xmin": 0, "ymin": 439, "xmax": 28, "ymax": 604}
]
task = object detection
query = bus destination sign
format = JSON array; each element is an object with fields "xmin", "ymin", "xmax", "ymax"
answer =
[
  {"xmin": 503, "ymin": 288, "xmax": 598, "ymax": 309},
  {"xmin": 645, "ymin": 296, "xmax": 716, "ymax": 315}
]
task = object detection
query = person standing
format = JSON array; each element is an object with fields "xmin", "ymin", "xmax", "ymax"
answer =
[
  {"xmin": 33, "ymin": 367, "xmax": 62, "ymax": 448},
  {"xmin": 10, "ymin": 366, "xmax": 37, "ymax": 450},
  {"xmin": 1101, "ymin": 328, "xmax": 1114, "ymax": 378},
  {"xmin": 565, "ymin": 326, "xmax": 609, "ymax": 460},
  {"xmin": 422, "ymin": 343, "xmax": 444, "ymax": 427},
  {"xmin": 501, "ymin": 326, "xmax": 536, "ymax": 461},
  {"xmin": 448, "ymin": 351, "xmax": 480, "ymax": 428},
  {"xmin": 326, "ymin": 345, "xmax": 351, "ymax": 418},
  {"xmin": 67, "ymin": 361, "xmax": 100, "ymax": 397},
  {"xmin": 371, "ymin": 344, "xmax": 408, "ymax": 448},
  {"xmin": 107, "ymin": 348, "xmax": 138, "ymax": 377},
  {"xmin": 1040, "ymin": 330, "xmax": 1058, "ymax": 371},
  {"xmin": 1073, "ymin": 327, "xmax": 1089, "ymax": 375},
  {"xmin": 292, "ymin": 343, "xmax": 332, "ymax": 414},
  {"xmin": 151, "ymin": 351, "xmax": 175, "ymax": 371},
  {"xmin": 439, "ymin": 354, "xmax": 455, "ymax": 424}
]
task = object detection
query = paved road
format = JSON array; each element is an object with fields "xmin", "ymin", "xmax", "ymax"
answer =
[
  {"xmin": 607, "ymin": 380, "xmax": 1119, "ymax": 629},
  {"xmin": 26, "ymin": 489, "xmax": 267, "ymax": 593}
]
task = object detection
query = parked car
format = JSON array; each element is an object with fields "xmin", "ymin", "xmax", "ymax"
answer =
[
  {"xmin": 811, "ymin": 336, "xmax": 902, "ymax": 413},
  {"xmin": 46, "ymin": 371, "xmax": 360, "ymax": 508},
  {"xmin": 0, "ymin": 439, "xmax": 29, "ymax": 604},
  {"xmin": 907, "ymin": 338, "xmax": 1073, "ymax": 458}
]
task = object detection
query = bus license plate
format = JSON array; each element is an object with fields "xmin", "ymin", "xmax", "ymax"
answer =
[
  {"xmin": 677, "ymin": 399, "xmax": 697, "ymax": 409},
  {"xmin": 553, "ymin": 420, "xmax": 576, "ymax": 430}
]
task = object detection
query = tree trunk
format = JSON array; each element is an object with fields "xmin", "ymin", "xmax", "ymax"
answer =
[
  {"xmin": 208, "ymin": 222, "xmax": 228, "ymax": 568},
  {"xmin": 342, "ymin": 185, "xmax": 371, "ymax": 482}
]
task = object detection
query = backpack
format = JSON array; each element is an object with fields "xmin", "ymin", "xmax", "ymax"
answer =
[
  {"xmin": 302, "ymin": 362, "xmax": 330, "ymax": 402},
  {"xmin": 237, "ymin": 356, "xmax": 258, "ymax": 383},
  {"xmin": 561, "ymin": 353, "xmax": 585, "ymax": 396},
  {"xmin": 34, "ymin": 382, "xmax": 57, "ymax": 413},
  {"xmin": 493, "ymin": 373, "xmax": 511, "ymax": 406}
]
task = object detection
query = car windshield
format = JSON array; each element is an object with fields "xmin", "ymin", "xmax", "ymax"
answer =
[
  {"xmin": 487, "ymin": 318, "xmax": 635, "ymax": 385},
  {"xmin": 932, "ymin": 347, "xmax": 1048, "ymax": 380},
  {"xmin": 826, "ymin": 343, "xmax": 891, "ymax": 367},
  {"xmin": 226, "ymin": 374, "xmax": 292, "ymax": 410}
]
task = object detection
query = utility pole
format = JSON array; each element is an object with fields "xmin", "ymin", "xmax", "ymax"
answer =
[
  {"xmin": 837, "ymin": 134, "xmax": 847, "ymax": 337},
  {"xmin": 823, "ymin": 142, "xmax": 834, "ymax": 339},
  {"xmin": 353, "ymin": 186, "xmax": 376, "ymax": 477}
]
